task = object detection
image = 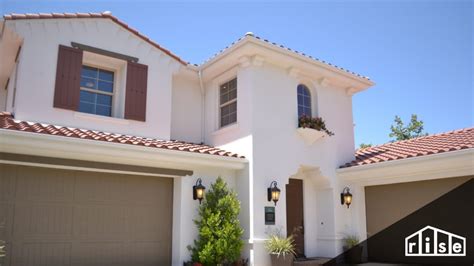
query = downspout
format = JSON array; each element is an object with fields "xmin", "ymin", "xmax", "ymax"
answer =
[{"xmin": 198, "ymin": 69, "xmax": 206, "ymax": 144}]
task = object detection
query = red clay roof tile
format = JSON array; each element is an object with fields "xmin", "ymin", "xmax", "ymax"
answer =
[
  {"xmin": 0, "ymin": 112, "xmax": 244, "ymax": 159},
  {"xmin": 341, "ymin": 128, "xmax": 474, "ymax": 168}
]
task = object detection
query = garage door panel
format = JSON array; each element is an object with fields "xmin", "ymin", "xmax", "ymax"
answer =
[
  {"xmin": 74, "ymin": 172, "xmax": 127, "ymax": 203},
  {"xmin": 72, "ymin": 242, "xmax": 126, "ymax": 266},
  {"xmin": 13, "ymin": 203, "xmax": 73, "ymax": 239},
  {"xmin": 74, "ymin": 205, "xmax": 127, "ymax": 239},
  {"xmin": 129, "ymin": 206, "xmax": 167, "ymax": 240},
  {"xmin": 0, "ymin": 164, "xmax": 17, "ymax": 202},
  {"xmin": 11, "ymin": 242, "xmax": 71, "ymax": 266},
  {"xmin": 126, "ymin": 176, "xmax": 173, "ymax": 203},
  {"xmin": 2, "ymin": 164, "xmax": 173, "ymax": 265},
  {"xmin": 16, "ymin": 167, "xmax": 75, "ymax": 202},
  {"xmin": 128, "ymin": 241, "xmax": 171, "ymax": 266},
  {"xmin": 365, "ymin": 176, "xmax": 472, "ymax": 236},
  {"xmin": 0, "ymin": 202, "xmax": 14, "ymax": 239}
]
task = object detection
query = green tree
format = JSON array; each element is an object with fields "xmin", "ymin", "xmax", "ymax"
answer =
[
  {"xmin": 389, "ymin": 114, "xmax": 428, "ymax": 141},
  {"xmin": 359, "ymin": 143, "xmax": 372, "ymax": 149},
  {"xmin": 189, "ymin": 177, "xmax": 243, "ymax": 265}
]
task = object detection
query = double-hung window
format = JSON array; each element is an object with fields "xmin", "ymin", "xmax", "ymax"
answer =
[
  {"xmin": 219, "ymin": 78, "xmax": 237, "ymax": 127},
  {"xmin": 79, "ymin": 66, "xmax": 114, "ymax": 117}
]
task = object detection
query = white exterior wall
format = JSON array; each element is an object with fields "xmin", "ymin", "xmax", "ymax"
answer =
[
  {"xmin": 170, "ymin": 70, "xmax": 202, "ymax": 143},
  {"xmin": 5, "ymin": 18, "xmax": 181, "ymax": 139},
  {"xmin": 202, "ymin": 59, "xmax": 359, "ymax": 264},
  {"xmin": 250, "ymin": 62, "xmax": 356, "ymax": 261}
]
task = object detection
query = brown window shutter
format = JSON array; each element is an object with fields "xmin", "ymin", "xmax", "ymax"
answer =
[
  {"xmin": 53, "ymin": 45, "xmax": 83, "ymax": 110},
  {"xmin": 125, "ymin": 61, "xmax": 148, "ymax": 121}
]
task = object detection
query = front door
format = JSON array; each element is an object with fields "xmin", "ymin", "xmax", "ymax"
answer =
[{"xmin": 286, "ymin": 178, "xmax": 305, "ymax": 257}]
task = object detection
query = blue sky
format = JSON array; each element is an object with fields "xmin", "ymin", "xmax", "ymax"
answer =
[{"xmin": 2, "ymin": 0, "xmax": 472, "ymax": 146}]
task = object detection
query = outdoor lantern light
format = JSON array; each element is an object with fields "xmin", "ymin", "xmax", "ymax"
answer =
[
  {"xmin": 341, "ymin": 187, "xmax": 353, "ymax": 208},
  {"xmin": 193, "ymin": 178, "xmax": 206, "ymax": 204},
  {"xmin": 267, "ymin": 181, "xmax": 281, "ymax": 206}
]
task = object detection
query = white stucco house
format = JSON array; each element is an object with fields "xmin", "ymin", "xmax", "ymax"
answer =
[{"xmin": 0, "ymin": 12, "xmax": 472, "ymax": 266}]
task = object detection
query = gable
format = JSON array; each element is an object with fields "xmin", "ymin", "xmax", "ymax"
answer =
[{"xmin": 3, "ymin": 12, "xmax": 186, "ymax": 65}]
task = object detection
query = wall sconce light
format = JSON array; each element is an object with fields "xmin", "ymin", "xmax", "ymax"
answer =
[
  {"xmin": 193, "ymin": 178, "xmax": 206, "ymax": 204},
  {"xmin": 267, "ymin": 181, "xmax": 281, "ymax": 206},
  {"xmin": 341, "ymin": 187, "xmax": 352, "ymax": 208}
]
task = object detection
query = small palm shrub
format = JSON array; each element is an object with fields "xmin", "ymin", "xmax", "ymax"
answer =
[
  {"xmin": 188, "ymin": 177, "xmax": 243, "ymax": 266},
  {"xmin": 298, "ymin": 115, "xmax": 334, "ymax": 136},
  {"xmin": 343, "ymin": 234, "xmax": 359, "ymax": 250},
  {"xmin": 264, "ymin": 232, "xmax": 296, "ymax": 258}
]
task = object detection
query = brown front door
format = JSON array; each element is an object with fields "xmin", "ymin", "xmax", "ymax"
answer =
[{"xmin": 286, "ymin": 178, "xmax": 305, "ymax": 257}]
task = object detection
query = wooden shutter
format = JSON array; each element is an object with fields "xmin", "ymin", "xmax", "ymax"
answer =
[
  {"xmin": 53, "ymin": 45, "xmax": 83, "ymax": 110},
  {"xmin": 125, "ymin": 61, "xmax": 148, "ymax": 121}
]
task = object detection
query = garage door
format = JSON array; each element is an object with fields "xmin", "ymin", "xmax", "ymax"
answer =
[
  {"xmin": 365, "ymin": 176, "xmax": 472, "ymax": 236},
  {"xmin": 0, "ymin": 164, "xmax": 173, "ymax": 266}
]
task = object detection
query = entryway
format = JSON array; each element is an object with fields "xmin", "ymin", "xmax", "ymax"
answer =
[{"xmin": 286, "ymin": 178, "xmax": 305, "ymax": 257}]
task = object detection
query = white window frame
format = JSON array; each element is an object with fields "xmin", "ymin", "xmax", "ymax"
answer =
[
  {"xmin": 79, "ymin": 50, "xmax": 128, "ymax": 119},
  {"xmin": 79, "ymin": 64, "xmax": 116, "ymax": 117},
  {"xmin": 218, "ymin": 77, "xmax": 238, "ymax": 128},
  {"xmin": 297, "ymin": 83, "xmax": 312, "ymax": 117}
]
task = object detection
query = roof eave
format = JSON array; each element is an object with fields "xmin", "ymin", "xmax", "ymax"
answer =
[
  {"xmin": 337, "ymin": 148, "xmax": 474, "ymax": 185},
  {"xmin": 0, "ymin": 128, "xmax": 248, "ymax": 170},
  {"xmin": 198, "ymin": 36, "xmax": 374, "ymax": 89}
]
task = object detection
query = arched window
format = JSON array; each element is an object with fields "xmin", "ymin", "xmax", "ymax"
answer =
[{"xmin": 297, "ymin": 84, "xmax": 312, "ymax": 117}]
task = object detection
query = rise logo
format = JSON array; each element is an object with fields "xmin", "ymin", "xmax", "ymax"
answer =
[{"xmin": 405, "ymin": 226, "xmax": 466, "ymax": 256}]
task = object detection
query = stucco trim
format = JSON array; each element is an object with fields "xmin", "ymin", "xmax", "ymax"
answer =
[
  {"xmin": 0, "ymin": 152, "xmax": 193, "ymax": 177},
  {"xmin": 337, "ymin": 148, "xmax": 474, "ymax": 186},
  {"xmin": 0, "ymin": 129, "xmax": 248, "ymax": 170},
  {"xmin": 199, "ymin": 36, "xmax": 374, "ymax": 88}
]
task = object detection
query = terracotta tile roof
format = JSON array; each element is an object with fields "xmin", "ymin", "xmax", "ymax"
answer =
[
  {"xmin": 3, "ymin": 11, "xmax": 370, "ymax": 79},
  {"xmin": 341, "ymin": 128, "xmax": 474, "ymax": 168},
  {"xmin": 2, "ymin": 11, "xmax": 187, "ymax": 65},
  {"xmin": 201, "ymin": 32, "xmax": 371, "ymax": 80},
  {"xmin": 0, "ymin": 112, "xmax": 244, "ymax": 159}
]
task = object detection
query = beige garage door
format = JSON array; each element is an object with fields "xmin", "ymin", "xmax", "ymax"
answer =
[
  {"xmin": 365, "ymin": 176, "xmax": 472, "ymax": 236},
  {"xmin": 0, "ymin": 164, "xmax": 173, "ymax": 266}
]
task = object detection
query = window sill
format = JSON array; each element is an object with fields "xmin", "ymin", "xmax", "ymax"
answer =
[
  {"xmin": 74, "ymin": 112, "xmax": 130, "ymax": 125},
  {"xmin": 296, "ymin": 127, "xmax": 327, "ymax": 145},
  {"xmin": 212, "ymin": 123, "xmax": 239, "ymax": 136}
]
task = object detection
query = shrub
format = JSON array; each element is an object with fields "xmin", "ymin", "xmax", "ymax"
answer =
[
  {"xmin": 343, "ymin": 234, "xmax": 359, "ymax": 250},
  {"xmin": 298, "ymin": 115, "xmax": 334, "ymax": 136},
  {"xmin": 188, "ymin": 177, "xmax": 243, "ymax": 265}
]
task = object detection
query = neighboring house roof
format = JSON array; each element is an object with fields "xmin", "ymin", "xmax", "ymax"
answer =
[
  {"xmin": 200, "ymin": 32, "xmax": 371, "ymax": 81},
  {"xmin": 3, "ymin": 12, "xmax": 369, "ymax": 80},
  {"xmin": 0, "ymin": 112, "xmax": 244, "ymax": 158},
  {"xmin": 341, "ymin": 128, "xmax": 474, "ymax": 168},
  {"xmin": 2, "ymin": 12, "xmax": 187, "ymax": 65}
]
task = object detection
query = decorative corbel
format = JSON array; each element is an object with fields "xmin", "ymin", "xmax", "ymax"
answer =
[
  {"xmin": 251, "ymin": 55, "xmax": 265, "ymax": 67},
  {"xmin": 238, "ymin": 56, "xmax": 251, "ymax": 68},
  {"xmin": 346, "ymin": 87, "xmax": 358, "ymax": 96},
  {"xmin": 319, "ymin": 77, "xmax": 330, "ymax": 88},
  {"xmin": 287, "ymin": 67, "xmax": 300, "ymax": 79}
]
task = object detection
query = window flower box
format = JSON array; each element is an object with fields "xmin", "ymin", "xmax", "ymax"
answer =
[
  {"xmin": 297, "ymin": 127, "xmax": 328, "ymax": 145},
  {"xmin": 297, "ymin": 115, "xmax": 334, "ymax": 145}
]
